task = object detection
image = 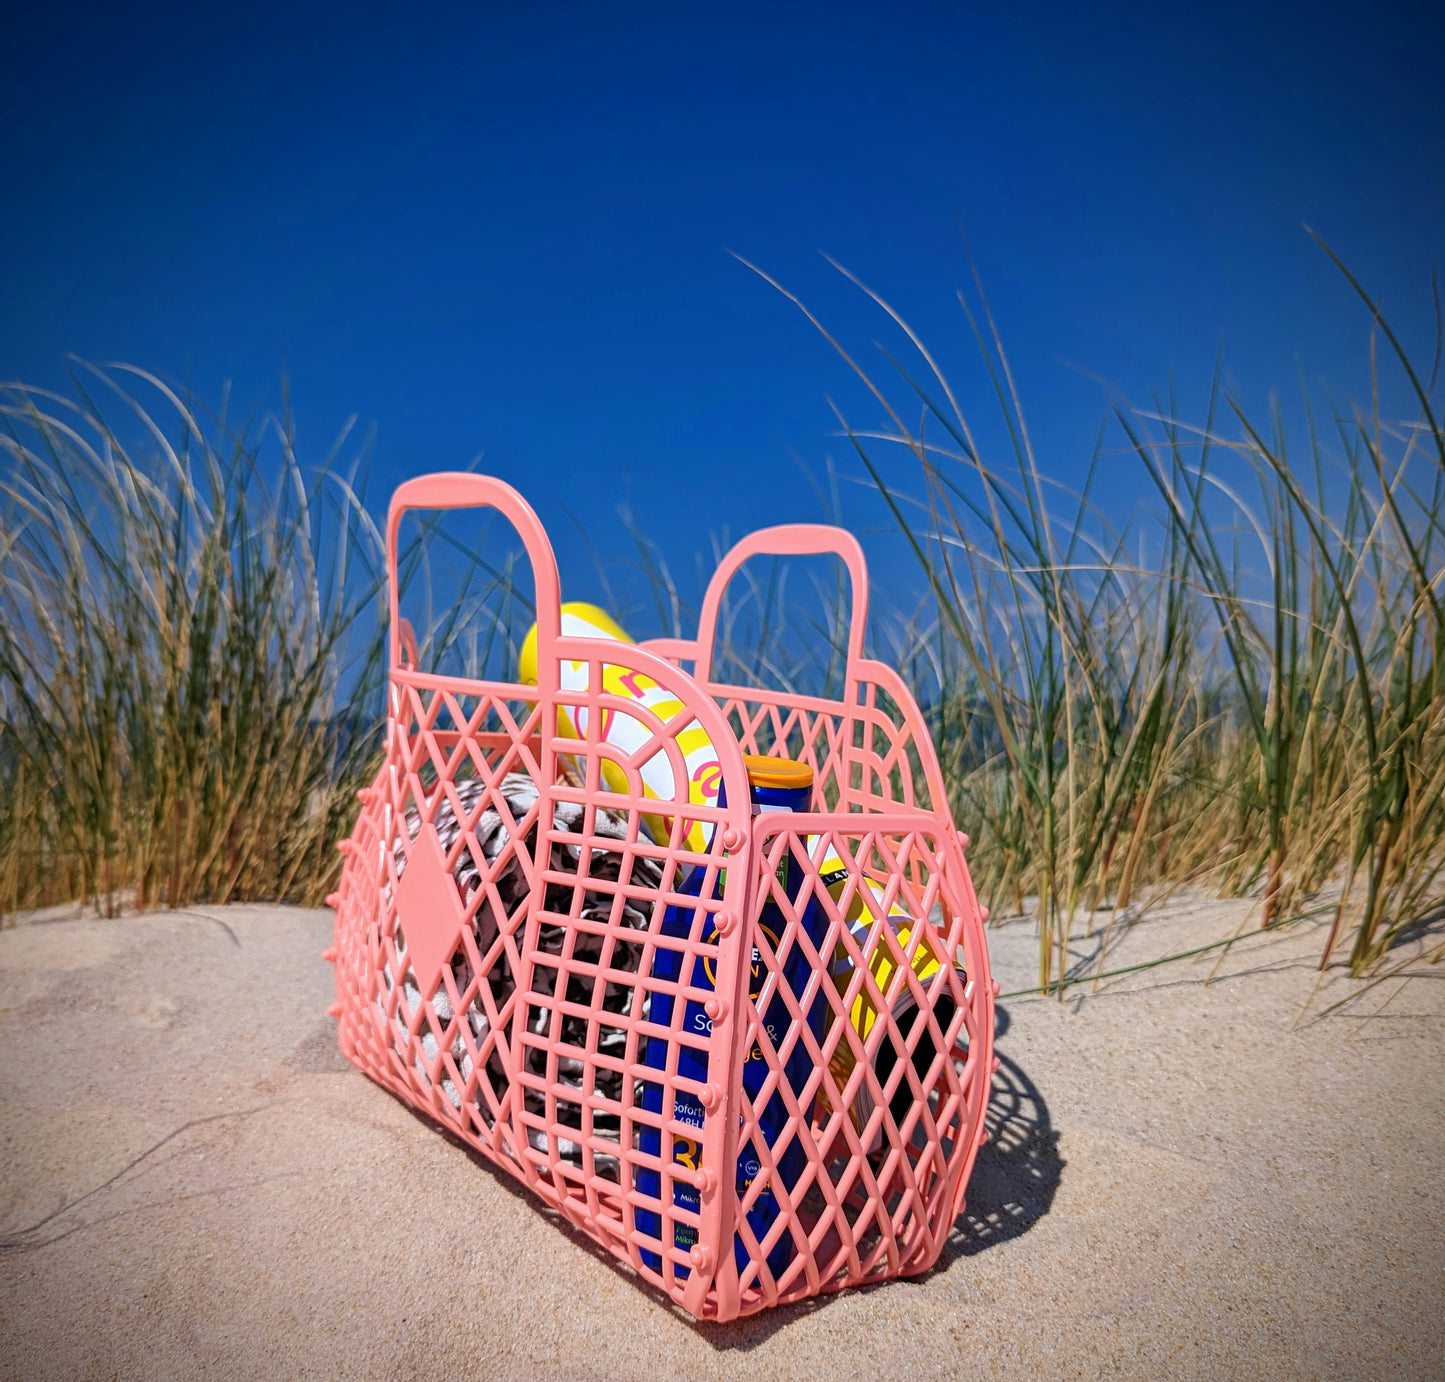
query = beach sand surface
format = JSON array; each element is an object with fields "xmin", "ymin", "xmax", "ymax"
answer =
[{"xmin": 1, "ymin": 893, "xmax": 1441, "ymax": 1380}]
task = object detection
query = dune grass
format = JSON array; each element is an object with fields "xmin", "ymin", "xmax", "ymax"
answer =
[
  {"xmin": 3, "ymin": 252, "xmax": 1441, "ymax": 997},
  {"xmin": 742, "ymin": 237, "xmax": 1444, "ymax": 987},
  {"xmin": 0, "ymin": 368, "xmax": 381, "ymax": 913},
  {"xmin": 0, "ymin": 366, "xmax": 531, "ymax": 915}
]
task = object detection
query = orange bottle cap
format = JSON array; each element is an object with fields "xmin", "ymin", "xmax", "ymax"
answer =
[{"xmin": 742, "ymin": 754, "xmax": 814, "ymax": 790}]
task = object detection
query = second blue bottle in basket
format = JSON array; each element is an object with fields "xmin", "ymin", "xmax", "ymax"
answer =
[{"xmin": 637, "ymin": 755, "xmax": 826, "ymax": 1279}]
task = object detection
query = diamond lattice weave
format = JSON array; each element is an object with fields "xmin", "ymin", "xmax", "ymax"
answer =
[{"xmin": 328, "ymin": 473, "xmax": 995, "ymax": 1320}]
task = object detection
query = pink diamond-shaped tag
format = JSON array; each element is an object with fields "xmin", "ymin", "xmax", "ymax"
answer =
[{"xmin": 394, "ymin": 822, "xmax": 465, "ymax": 1000}]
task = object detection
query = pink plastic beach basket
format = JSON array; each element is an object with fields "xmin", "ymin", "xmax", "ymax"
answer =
[{"xmin": 327, "ymin": 473, "xmax": 995, "ymax": 1320}]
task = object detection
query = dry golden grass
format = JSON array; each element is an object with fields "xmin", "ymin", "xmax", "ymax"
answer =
[
  {"xmin": 741, "ymin": 238, "xmax": 1444, "ymax": 985},
  {"xmin": 4, "ymin": 244, "xmax": 1441, "ymax": 991}
]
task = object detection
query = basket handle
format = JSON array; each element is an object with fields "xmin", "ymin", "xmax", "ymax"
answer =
[
  {"xmin": 693, "ymin": 523, "xmax": 869, "ymax": 684},
  {"xmin": 385, "ymin": 472, "xmax": 561, "ymax": 680}
]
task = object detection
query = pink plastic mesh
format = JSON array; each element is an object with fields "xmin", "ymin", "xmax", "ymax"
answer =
[{"xmin": 328, "ymin": 473, "xmax": 995, "ymax": 1320}]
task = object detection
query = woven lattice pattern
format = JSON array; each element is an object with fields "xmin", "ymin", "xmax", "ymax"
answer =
[{"xmin": 328, "ymin": 475, "xmax": 994, "ymax": 1321}]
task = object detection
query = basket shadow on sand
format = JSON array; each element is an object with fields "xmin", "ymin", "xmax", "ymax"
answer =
[
  {"xmin": 935, "ymin": 1006, "xmax": 1063, "ymax": 1263},
  {"xmin": 424, "ymin": 1002, "xmax": 1062, "ymax": 1351}
]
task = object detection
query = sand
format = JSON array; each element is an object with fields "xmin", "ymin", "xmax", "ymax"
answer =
[{"xmin": 1, "ymin": 891, "xmax": 1441, "ymax": 1380}]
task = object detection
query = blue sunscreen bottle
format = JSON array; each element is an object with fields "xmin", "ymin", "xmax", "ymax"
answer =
[{"xmin": 636, "ymin": 755, "xmax": 825, "ymax": 1280}]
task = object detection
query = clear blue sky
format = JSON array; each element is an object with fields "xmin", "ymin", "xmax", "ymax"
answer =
[{"xmin": 3, "ymin": 0, "xmax": 1441, "ymax": 619}]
